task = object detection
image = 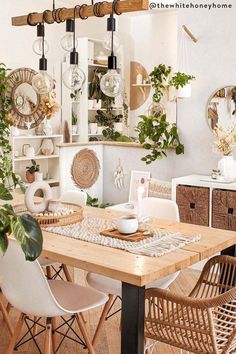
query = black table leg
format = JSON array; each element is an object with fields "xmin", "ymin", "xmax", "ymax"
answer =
[
  {"xmin": 121, "ymin": 282, "xmax": 145, "ymax": 354},
  {"xmin": 221, "ymin": 245, "xmax": 236, "ymax": 257}
]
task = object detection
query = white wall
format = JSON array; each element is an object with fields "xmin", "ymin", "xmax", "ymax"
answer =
[{"xmin": 103, "ymin": 4, "xmax": 236, "ymax": 204}]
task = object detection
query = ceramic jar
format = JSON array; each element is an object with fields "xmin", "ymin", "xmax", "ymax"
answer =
[
  {"xmin": 41, "ymin": 138, "xmax": 54, "ymax": 156},
  {"xmin": 89, "ymin": 123, "xmax": 98, "ymax": 135},
  {"xmin": 43, "ymin": 119, "xmax": 53, "ymax": 136},
  {"xmin": 24, "ymin": 172, "xmax": 52, "ymax": 213},
  {"xmin": 217, "ymin": 155, "xmax": 236, "ymax": 179}
]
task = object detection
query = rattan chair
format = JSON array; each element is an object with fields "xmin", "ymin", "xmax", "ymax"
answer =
[{"xmin": 145, "ymin": 255, "xmax": 236, "ymax": 354}]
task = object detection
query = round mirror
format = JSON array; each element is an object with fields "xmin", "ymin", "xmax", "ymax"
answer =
[
  {"xmin": 6, "ymin": 68, "xmax": 47, "ymax": 130},
  {"xmin": 207, "ymin": 86, "xmax": 236, "ymax": 130},
  {"xmin": 14, "ymin": 83, "xmax": 38, "ymax": 115}
]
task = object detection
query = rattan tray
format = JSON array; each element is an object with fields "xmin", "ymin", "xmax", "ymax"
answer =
[{"xmin": 14, "ymin": 200, "xmax": 83, "ymax": 228}]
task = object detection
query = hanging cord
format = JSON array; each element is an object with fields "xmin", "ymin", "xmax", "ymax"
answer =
[
  {"xmin": 178, "ymin": 27, "xmax": 191, "ymax": 73},
  {"xmin": 27, "ymin": 12, "xmax": 38, "ymax": 26},
  {"xmin": 113, "ymin": 0, "xmax": 122, "ymax": 15},
  {"xmin": 73, "ymin": 5, "xmax": 81, "ymax": 50},
  {"xmin": 93, "ymin": 2, "xmax": 108, "ymax": 17},
  {"xmin": 79, "ymin": 4, "xmax": 88, "ymax": 20}
]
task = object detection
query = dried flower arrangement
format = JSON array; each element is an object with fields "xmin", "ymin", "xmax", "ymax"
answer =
[
  {"xmin": 213, "ymin": 125, "xmax": 236, "ymax": 156},
  {"xmin": 41, "ymin": 91, "xmax": 60, "ymax": 119}
]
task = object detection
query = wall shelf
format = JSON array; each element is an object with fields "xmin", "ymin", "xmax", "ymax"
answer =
[
  {"xmin": 132, "ymin": 84, "xmax": 151, "ymax": 87},
  {"xmin": 12, "ymin": 134, "xmax": 63, "ymax": 140},
  {"xmin": 14, "ymin": 155, "xmax": 60, "ymax": 162}
]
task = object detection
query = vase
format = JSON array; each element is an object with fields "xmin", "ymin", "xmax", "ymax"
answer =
[
  {"xmin": 25, "ymin": 171, "xmax": 35, "ymax": 183},
  {"xmin": 217, "ymin": 155, "xmax": 236, "ymax": 179},
  {"xmin": 176, "ymin": 84, "xmax": 191, "ymax": 98},
  {"xmin": 89, "ymin": 123, "xmax": 98, "ymax": 135},
  {"xmin": 114, "ymin": 122, "xmax": 124, "ymax": 134},
  {"xmin": 93, "ymin": 99, "xmax": 102, "ymax": 109},
  {"xmin": 24, "ymin": 172, "xmax": 52, "ymax": 214},
  {"xmin": 88, "ymin": 100, "xmax": 94, "ymax": 109},
  {"xmin": 72, "ymin": 125, "xmax": 78, "ymax": 134},
  {"xmin": 41, "ymin": 138, "xmax": 54, "ymax": 156},
  {"xmin": 43, "ymin": 119, "xmax": 53, "ymax": 136}
]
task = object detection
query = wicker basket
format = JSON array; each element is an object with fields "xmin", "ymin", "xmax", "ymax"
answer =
[
  {"xmin": 212, "ymin": 189, "xmax": 236, "ymax": 230},
  {"xmin": 176, "ymin": 185, "xmax": 209, "ymax": 226},
  {"xmin": 14, "ymin": 200, "xmax": 83, "ymax": 228}
]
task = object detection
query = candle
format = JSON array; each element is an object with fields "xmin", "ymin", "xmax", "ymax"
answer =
[{"xmin": 137, "ymin": 185, "xmax": 145, "ymax": 221}]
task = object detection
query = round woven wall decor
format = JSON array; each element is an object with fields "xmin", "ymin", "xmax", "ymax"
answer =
[{"xmin": 71, "ymin": 149, "xmax": 100, "ymax": 189}]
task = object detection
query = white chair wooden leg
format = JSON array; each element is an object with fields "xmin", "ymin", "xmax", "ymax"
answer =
[
  {"xmin": 44, "ymin": 318, "xmax": 53, "ymax": 354},
  {"xmin": 0, "ymin": 299, "xmax": 14, "ymax": 336},
  {"xmin": 92, "ymin": 294, "xmax": 114, "ymax": 347},
  {"xmin": 6, "ymin": 313, "xmax": 25, "ymax": 354},
  {"xmin": 76, "ymin": 314, "xmax": 95, "ymax": 354}
]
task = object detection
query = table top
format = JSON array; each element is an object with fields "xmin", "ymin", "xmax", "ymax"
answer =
[{"xmin": 7, "ymin": 193, "xmax": 236, "ymax": 287}]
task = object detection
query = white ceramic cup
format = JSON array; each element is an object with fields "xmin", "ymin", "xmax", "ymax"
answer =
[{"xmin": 115, "ymin": 215, "xmax": 139, "ymax": 234}]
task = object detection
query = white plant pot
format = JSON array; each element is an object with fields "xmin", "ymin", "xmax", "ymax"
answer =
[
  {"xmin": 24, "ymin": 172, "xmax": 52, "ymax": 213},
  {"xmin": 89, "ymin": 123, "xmax": 98, "ymax": 135},
  {"xmin": 218, "ymin": 155, "xmax": 236, "ymax": 179},
  {"xmin": 43, "ymin": 119, "xmax": 53, "ymax": 136},
  {"xmin": 176, "ymin": 83, "xmax": 191, "ymax": 98},
  {"xmin": 72, "ymin": 125, "xmax": 78, "ymax": 134},
  {"xmin": 93, "ymin": 99, "xmax": 102, "ymax": 109},
  {"xmin": 97, "ymin": 126, "xmax": 104, "ymax": 135},
  {"xmin": 114, "ymin": 122, "xmax": 124, "ymax": 134},
  {"xmin": 88, "ymin": 99, "xmax": 94, "ymax": 109}
]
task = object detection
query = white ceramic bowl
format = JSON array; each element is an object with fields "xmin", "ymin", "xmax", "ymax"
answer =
[{"xmin": 115, "ymin": 216, "xmax": 138, "ymax": 234}]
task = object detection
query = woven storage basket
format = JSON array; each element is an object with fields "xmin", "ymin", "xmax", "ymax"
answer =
[
  {"xmin": 14, "ymin": 200, "xmax": 83, "ymax": 228},
  {"xmin": 176, "ymin": 185, "xmax": 209, "ymax": 226},
  {"xmin": 212, "ymin": 189, "xmax": 236, "ymax": 230}
]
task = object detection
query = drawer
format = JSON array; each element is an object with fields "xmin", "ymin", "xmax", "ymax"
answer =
[
  {"xmin": 176, "ymin": 185, "xmax": 209, "ymax": 226},
  {"xmin": 212, "ymin": 189, "xmax": 236, "ymax": 231}
]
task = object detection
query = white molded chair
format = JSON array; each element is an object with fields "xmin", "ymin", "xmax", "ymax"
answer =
[
  {"xmin": 38, "ymin": 190, "xmax": 87, "ymax": 279},
  {"xmin": 0, "ymin": 239, "xmax": 108, "ymax": 354},
  {"xmin": 60, "ymin": 190, "xmax": 87, "ymax": 206},
  {"xmin": 87, "ymin": 197, "xmax": 180, "ymax": 346}
]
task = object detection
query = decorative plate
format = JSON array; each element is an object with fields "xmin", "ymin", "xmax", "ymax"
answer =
[{"xmin": 71, "ymin": 149, "xmax": 100, "ymax": 189}]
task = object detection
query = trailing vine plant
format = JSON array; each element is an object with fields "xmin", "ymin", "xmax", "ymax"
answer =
[
  {"xmin": 135, "ymin": 114, "xmax": 184, "ymax": 164},
  {"xmin": 0, "ymin": 63, "xmax": 42, "ymax": 260}
]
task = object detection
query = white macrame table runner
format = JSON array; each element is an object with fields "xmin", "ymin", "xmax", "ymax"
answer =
[{"xmin": 45, "ymin": 216, "xmax": 201, "ymax": 258}]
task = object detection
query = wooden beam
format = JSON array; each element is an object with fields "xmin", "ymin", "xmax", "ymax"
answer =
[
  {"xmin": 182, "ymin": 25, "xmax": 198, "ymax": 43},
  {"xmin": 12, "ymin": 0, "xmax": 149, "ymax": 27}
]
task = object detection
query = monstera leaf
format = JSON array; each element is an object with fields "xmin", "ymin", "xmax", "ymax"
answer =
[
  {"xmin": 0, "ymin": 233, "xmax": 8, "ymax": 254},
  {"xmin": 11, "ymin": 214, "xmax": 43, "ymax": 261},
  {"xmin": 0, "ymin": 184, "xmax": 13, "ymax": 200}
]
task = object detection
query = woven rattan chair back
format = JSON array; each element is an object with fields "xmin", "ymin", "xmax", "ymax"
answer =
[{"xmin": 145, "ymin": 255, "xmax": 236, "ymax": 354}]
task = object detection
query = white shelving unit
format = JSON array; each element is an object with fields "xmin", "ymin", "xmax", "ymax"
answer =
[
  {"xmin": 11, "ymin": 134, "xmax": 63, "ymax": 194},
  {"xmin": 61, "ymin": 37, "xmax": 124, "ymax": 143}
]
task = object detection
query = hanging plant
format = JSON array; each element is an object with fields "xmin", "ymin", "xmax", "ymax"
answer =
[
  {"xmin": 0, "ymin": 63, "xmax": 43, "ymax": 260},
  {"xmin": 135, "ymin": 114, "xmax": 184, "ymax": 164},
  {"xmin": 149, "ymin": 64, "xmax": 171, "ymax": 103},
  {"xmin": 169, "ymin": 72, "xmax": 195, "ymax": 89}
]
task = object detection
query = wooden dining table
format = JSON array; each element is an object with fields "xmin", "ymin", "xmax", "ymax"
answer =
[{"xmin": 8, "ymin": 194, "xmax": 236, "ymax": 354}]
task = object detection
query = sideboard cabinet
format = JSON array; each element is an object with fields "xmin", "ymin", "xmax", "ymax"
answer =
[{"xmin": 172, "ymin": 175, "xmax": 236, "ymax": 231}]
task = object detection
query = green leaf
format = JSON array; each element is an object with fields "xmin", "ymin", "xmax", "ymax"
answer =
[
  {"xmin": 0, "ymin": 208, "xmax": 10, "ymax": 233},
  {"xmin": 11, "ymin": 215, "xmax": 43, "ymax": 261},
  {"xmin": 0, "ymin": 233, "xmax": 8, "ymax": 254},
  {"xmin": 0, "ymin": 184, "xmax": 13, "ymax": 200}
]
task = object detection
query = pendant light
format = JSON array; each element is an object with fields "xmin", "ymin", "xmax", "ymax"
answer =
[
  {"xmin": 102, "ymin": 14, "xmax": 120, "ymax": 52},
  {"xmin": 61, "ymin": 19, "xmax": 78, "ymax": 52},
  {"xmin": 32, "ymin": 24, "xmax": 54, "ymax": 95},
  {"xmin": 62, "ymin": 8, "xmax": 85, "ymax": 91},
  {"xmin": 32, "ymin": 23, "xmax": 49, "ymax": 56},
  {"xmin": 100, "ymin": 10, "xmax": 123, "ymax": 98}
]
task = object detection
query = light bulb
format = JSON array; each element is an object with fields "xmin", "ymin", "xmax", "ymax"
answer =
[
  {"xmin": 32, "ymin": 71, "xmax": 54, "ymax": 95},
  {"xmin": 32, "ymin": 38, "xmax": 49, "ymax": 56},
  {"xmin": 63, "ymin": 64, "xmax": 85, "ymax": 91},
  {"xmin": 102, "ymin": 32, "xmax": 121, "ymax": 52},
  {"xmin": 100, "ymin": 69, "xmax": 123, "ymax": 98},
  {"xmin": 61, "ymin": 33, "xmax": 78, "ymax": 52}
]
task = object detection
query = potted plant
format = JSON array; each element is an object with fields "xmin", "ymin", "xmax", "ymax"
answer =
[
  {"xmin": 135, "ymin": 114, "xmax": 184, "ymax": 164},
  {"xmin": 169, "ymin": 72, "xmax": 195, "ymax": 98},
  {"xmin": 0, "ymin": 63, "xmax": 42, "ymax": 261},
  {"xmin": 26, "ymin": 159, "xmax": 40, "ymax": 183},
  {"xmin": 113, "ymin": 114, "xmax": 124, "ymax": 134}
]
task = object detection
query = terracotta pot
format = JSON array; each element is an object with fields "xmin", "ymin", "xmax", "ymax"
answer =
[{"xmin": 26, "ymin": 171, "xmax": 35, "ymax": 183}]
